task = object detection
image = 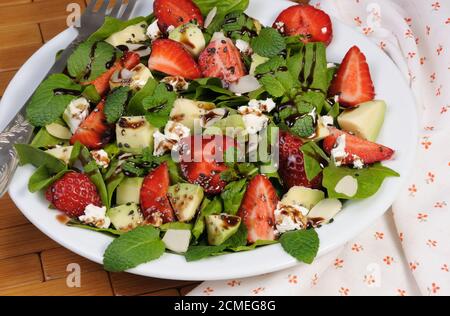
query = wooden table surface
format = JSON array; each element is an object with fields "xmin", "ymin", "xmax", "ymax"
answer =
[{"xmin": 0, "ymin": 0, "xmax": 200, "ymax": 296}]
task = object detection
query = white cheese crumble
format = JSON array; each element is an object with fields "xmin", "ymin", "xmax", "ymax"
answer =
[
  {"xmin": 130, "ymin": 64, "xmax": 153, "ymax": 90},
  {"xmin": 63, "ymin": 97, "xmax": 90, "ymax": 134},
  {"xmin": 274, "ymin": 202, "xmax": 308, "ymax": 234},
  {"xmin": 352, "ymin": 155, "xmax": 365, "ymax": 169},
  {"xmin": 235, "ymin": 39, "xmax": 253, "ymax": 55},
  {"xmin": 153, "ymin": 121, "xmax": 190, "ymax": 156},
  {"xmin": 331, "ymin": 134, "xmax": 348, "ymax": 166},
  {"xmin": 248, "ymin": 98, "xmax": 276, "ymax": 113},
  {"xmin": 274, "ymin": 21, "xmax": 285, "ymax": 33},
  {"xmin": 237, "ymin": 106, "xmax": 269, "ymax": 135},
  {"xmin": 91, "ymin": 149, "xmax": 110, "ymax": 169},
  {"xmin": 146, "ymin": 19, "xmax": 162, "ymax": 41},
  {"xmin": 320, "ymin": 115, "xmax": 334, "ymax": 126},
  {"xmin": 161, "ymin": 76, "xmax": 189, "ymax": 91},
  {"xmin": 79, "ymin": 204, "xmax": 110, "ymax": 229},
  {"xmin": 200, "ymin": 108, "xmax": 228, "ymax": 128},
  {"xmin": 167, "ymin": 25, "xmax": 175, "ymax": 33},
  {"xmin": 164, "ymin": 120, "xmax": 191, "ymax": 141},
  {"xmin": 327, "ymin": 63, "xmax": 336, "ymax": 68}
]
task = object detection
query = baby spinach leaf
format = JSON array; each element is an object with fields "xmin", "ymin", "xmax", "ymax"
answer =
[
  {"xmin": 28, "ymin": 166, "xmax": 68, "ymax": 193},
  {"xmin": 221, "ymin": 179, "xmax": 247, "ymax": 215},
  {"xmin": 300, "ymin": 142, "xmax": 329, "ymax": 181},
  {"xmin": 15, "ymin": 144, "xmax": 66, "ymax": 173},
  {"xmin": 88, "ymin": 17, "xmax": 148, "ymax": 42}
]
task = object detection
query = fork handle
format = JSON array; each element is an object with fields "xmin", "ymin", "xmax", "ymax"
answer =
[{"xmin": 0, "ymin": 112, "xmax": 34, "ymax": 197}]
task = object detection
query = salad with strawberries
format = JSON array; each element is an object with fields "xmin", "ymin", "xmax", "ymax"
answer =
[{"xmin": 16, "ymin": 0, "xmax": 399, "ymax": 272}]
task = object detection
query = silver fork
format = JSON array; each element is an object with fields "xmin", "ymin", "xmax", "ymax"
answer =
[{"xmin": 0, "ymin": 0, "xmax": 137, "ymax": 197}]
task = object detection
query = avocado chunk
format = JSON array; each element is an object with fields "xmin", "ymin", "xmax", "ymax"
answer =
[
  {"xmin": 162, "ymin": 229, "xmax": 191, "ymax": 253},
  {"xmin": 338, "ymin": 100, "xmax": 386, "ymax": 141},
  {"xmin": 116, "ymin": 177, "xmax": 144, "ymax": 205},
  {"xmin": 203, "ymin": 114, "xmax": 247, "ymax": 138},
  {"xmin": 249, "ymin": 53, "xmax": 269, "ymax": 75},
  {"xmin": 107, "ymin": 203, "xmax": 143, "ymax": 232},
  {"xmin": 45, "ymin": 146, "xmax": 73, "ymax": 164},
  {"xmin": 116, "ymin": 116, "xmax": 157, "ymax": 154},
  {"xmin": 281, "ymin": 186, "xmax": 325, "ymax": 210},
  {"xmin": 205, "ymin": 213, "xmax": 241, "ymax": 246},
  {"xmin": 169, "ymin": 99, "xmax": 215, "ymax": 131},
  {"xmin": 105, "ymin": 22, "xmax": 148, "ymax": 47},
  {"xmin": 168, "ymin": 23, "xmax": 206, "ymax": 57},
  {"xmin": 168, "ymin": 183, "xmax": 204, "ymax": 222}
]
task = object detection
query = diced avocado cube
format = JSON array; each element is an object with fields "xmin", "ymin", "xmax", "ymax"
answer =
[
  {"xmin": 107, "ymin": 203, "xmax": 143, "ymax": 232},
  {"xmin": 205, "ymin": 213, "xmax": 241, "ymax": 246},
  {"xmin": 169, "ymin": 99, "xmax": 215, "ymax": 131},
  {"xmin": 162, "ymin": 229, "xmax": 191, "ymax": 253},
  {"xmin": 168, "ymin": 23, "xmax": 206, "ymax": 57},
  {"xmin": 45, "ymin": 146, "xmax": 73, "ymax": 164},
  {"xmin": 105, "ymin": 22, "xmax": 148, "ymax": 47},
  {"xmin": 116, "ymin": 177, "xmax": 144, "ymax": 205},
  {"xmin": 116, "ymin": 116, "xmax": 157, "ymax": 154},
  {"xmin": 167, "ymin": 183, "xmax": 204, "ymax": 222},
  {"xmin": 281, "ymin": 186, "xmax": 325, "ymax": 210}
]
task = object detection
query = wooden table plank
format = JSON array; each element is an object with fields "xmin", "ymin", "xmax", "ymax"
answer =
[
  {"xmin": 0, "ymin": 194, "xmax": 29, "ymax": 230},
  {"xmin": 0, "ymin": 224, "xmax": 59, "ymax": 260},
  {"xmin": 141, "ymin": 289, "xmax": 180, "ymax": 296},
  {"xmin": 0, "ymin": 23, "xmax": 42, "ymax": 48},
  {"xmin": 0, "ymin": 270, "xmax": 113, "ymax": 296},
  {"xmin": 41, "ymin": 247, "xmax": 102, "ymax": 281},
  {"xmin": 0, "ymin": 43, "xmax": 42, "ymax": 72},
  {"xmin": 0, "ymin": 0, "xmax": 86, "ymax": 27},
  {"xmin": 0, "ymin": 69, "xmax": 16, "ymax": 96},
  {"xmin": 0, "ymin": 254, "xmax": 43, "ymax": 291},
  {"xmin": 0, "ymin": 0, "xmax": 31, "ymax": 8},
  {"xmin": 179, "ymin": 283, "xmax": 199, "ymax": 296},
  {"xmin": 39, "ymin": 18, "xmax": 68, "ymax": 42},
  {"xmin": 109, "ymin": 272, "xmax": 197, "ymax": 296}
]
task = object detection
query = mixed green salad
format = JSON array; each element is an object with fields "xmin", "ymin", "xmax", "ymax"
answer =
[{"xmin": 15, "ymin": 0, "xmax": 399, "ymax": 272}]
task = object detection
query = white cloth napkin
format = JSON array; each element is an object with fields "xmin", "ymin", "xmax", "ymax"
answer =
[{"xmin": 189, "ymin": 0, "xmax": 450, "ymax": 296}]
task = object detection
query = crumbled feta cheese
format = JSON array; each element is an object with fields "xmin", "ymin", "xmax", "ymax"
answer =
[
  {"xmin": 333, "ymin": 95, "xmax": 339, "ymax": 103},
  {"xmin": 274, "ymin": 202, "xmax": 308, "ymax": 234},
  {"xmin": 63, "ymin": 97, "xmax": 90, "ymax": 134},
  {"xmin": 331, "ymin": 134, "xmax": 348, "ymax": 166},
  {"xmin": 160, "ymin": 76, "xmax": 189, "ymax": 91},
  {"xmin": 146, "ymin": 19, "xmax": 162, "ymax": 41},
  {"xmin": 248, "ymin": 98, "xmax": 276, "ymax": 113},
  {"xmin": 167, "ymin": 25, "xmax": 175, "ymax": 33},
  {"xmin": 327, "ymin": 63, "xmax": 336, "ymax": 68},
  {"xmin": 200, "ymin": 108, "xmax": 228, "ymax": 128},
  {"xmin": 164, "ymin": 121, "xmax": 190, "ymax": 141},
  {"xmin": 153, "ymin": 121, "xmax": 190, "ymax": 156},
  {"xmin": 352, "ymin": 155, "xmax": 365, "ymax": 169},
  {"xmin": 235, "ymin": 39, "xmax": 253, "ymax": 55},
  {"xmin": 238, "ymin": 106, "xmax": 269, "ymax": 135},
  {"xmin": 320, "ymin": 115, "xmax": 334, "ymax": 126},
  {"xmin": 153, "ymin": 131, "xmax": 176, "ymax": 157},
  {"xmin": 91, "ymin": 149, "xmax": 110, "ymax": 169},
  {"xmin": 274, "ymin": 21, "xmax": 285, "ymax": 33},
  {"xmin": 130, "ymin": 64, "xmax": 153, "ymax": 90},
  {"xmin": 79, "ymin": 204, "xmax": 110, "ymax": 229}
]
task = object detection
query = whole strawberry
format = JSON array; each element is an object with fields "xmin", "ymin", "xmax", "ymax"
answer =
[
  {"xmin": 279, "ymin": 131, "xmax": 322, "ymax": 189},
  {"xmin": 45, "ymin": 172, "xmax": 102, "ymax": 217}
]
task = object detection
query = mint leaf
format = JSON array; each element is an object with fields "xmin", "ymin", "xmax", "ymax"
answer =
[
  {"xmin": 300, "ymin": 142, "xmax": 329, "ymax": 181},
  {"xmin": 251, "ymin": 27, "xmax": 286, "ymax": 58},
  {"xmin": 193, "ymin": 0, "xmax": 249, "ymax": 16},
  {"xmin": 221, "ymin": 179, "xmax": 247, "ymax": 215},
  {"xmin": 103, "ymin": 226, "xmax": 165, "ymax": 272},
  {"xmin": 67, "ymin": 41, "xmax": 93, "ymax": 80},
  {"xmin": 230, "ymin": 240, "xmax": 278, "ymax": 252},
  {"xmin": 290, "ymin": 115, "xmax": 315, "ymax": 138},
  {"xmin": 322, "ymin": 163, "xmax": 400, "ymax": 199},
  {"xmin": 259, "ymin": 75, "xmax": 285, "ymax": 98},
  {"xmin": 88, "ymin": 41, "xmax": 117, "ymax": 81},
  {"xmin": 254, "ymin": 56, "xmax": 285, "ymax": 75},
  {"xmin": 143, "ymin": 83, "xmax": 177, "ymax": 128},
  {"xmin": 185, "ymin": 244, "xmax": 227, "ymax": 262},
  {"xmin": 295, "ymin": 91, "xmax": 326, "ymax": 115},
  {"xmin": 309, "ymin": 42, "xmax": 329, "ymax": 93},
  {"xmin": 26, "ymin": 74, "xmax": 82, "ymax": 127},
  {"xmin": 104, "ymin": 87, "xmax": 130, "ymax": 123},
  {"xmin": 127, "ymin": 78, "xmax": 158, "ymax": 115},
  {"xmin": 280, "ymin": 229, "xmax": 319, "ymax": 264}
]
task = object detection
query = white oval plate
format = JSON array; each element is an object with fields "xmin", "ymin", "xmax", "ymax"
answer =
[{"xmin": 1, "ymin": 0, "xmax": 417, "ymax": 281}]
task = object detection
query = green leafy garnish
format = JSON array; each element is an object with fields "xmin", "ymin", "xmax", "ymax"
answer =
[
  {"xmin": 127, "ymin": 78, "xmax": 158, "ymax": 115},
  {"xmin": 103, "ymin": 226, "xmax": 165, "ymax": 272},
  {"xmin": 192, "ymin": 197, "xmax": 223, "ymax": 240},
  {"xmin": 251, "ymin": 27, "xmax": 286, "ymax": 58},
  {"xmin": 220, "ymin": 179, "xmax": 247, "ymax": 215},
  {"xmin": 280, "ymin": 229, "xmax": 319, "ymax": 264},
  {"xmin": 300, "ymin": 142, "xmax": 330, "ymax": 181},
  {"xmin": 26, "ymin": 74, "xmax": 82, "ymax": 127},
  {"xmin": 259, "ymin": 75, "xmax": 285, "ymax": 97},
  {"xmin": 67, "ymin": 220, "xmax": 123, "ymax": 236},
  {"xmin": 104, "ymin": 87, "xmax": 130, "ymax": 123},
  {"xmin": 290, "ymin": 115, "xmax": 315, "ymax": 138},
  {"xmin": 88, "ymin": 17, "xmax": 148, "ymax": 42},
  {"xmin": 143, "ymin": 83, "xmax": 177, "ymax": 128},
  {"xmin": 322, "ymin": 163, "xmax": 400, "ymax": 199}
]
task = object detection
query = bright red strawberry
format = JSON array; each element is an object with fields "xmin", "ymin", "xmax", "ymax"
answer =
[
  {"xmin": 238, "ymin": 175, "xmax": 279, "ymax": 243},
  {"xmin": 323, "ymin": 128, "xmax": 394, "ymax": 165},
  {"xmin": 148, "ymin": 39, "xmax": 202, "ymax": 80},
  {"xmin": 83, "ymin": 52, "xmax": 140, "ymax": 96},
  {"xmin": 45, "ymin": 172, "xmax": 102, "ymax": 217},
  {"xmin": 154, "ymin": 0, "xmax": 204, "ymax": 32},
  {"xmin": 328, "ymin": 46, "xmax": 375, "ymax": 107},
  {"xmin": 198, "ymin": 37, "xmax": 247, "ymax": 83},
  {"xmin": 179, "ymin": 135, "xmax": 237, "ymax": 195},
  {"xmin": 273, "ymin": 4, "xmax": 333, "ymax": 45},
  {"xmin": 70, "ymin": 101, "xmax": 113, "ymax": 150},
  {"xmin": 140, "ymin": 163, "xmax": 175, "ymax": 226},
  {"xmin": 279, "ymin": 130, "xmax": 322, "ymax": 189}
]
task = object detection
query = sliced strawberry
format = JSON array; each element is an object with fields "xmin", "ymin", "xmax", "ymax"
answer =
[
  {"xmin": 323, "ymin": 128, "xmax": 394, "ymax": 165},
  {"xmin": 140, "ymin": 162, "xmax": 175, "ymax": 226},
  {"xmin": 198, "ymin": 36, "xmax": 247, "ymax": 83},
  {"xmin": 328, "ymin": 46, "xmax": 375, "ymax": 107},
  {"xmin": 148, "ymin": 39, "xmax": 202, "ymax": 80},
  {"xmin": 179, "ymin": 135, "xmax": 237, "ymax": 195},
  {"xmin": 279, "ymin": 131, "xmax": 323, "ymax": 189},
  {"xmin": 154, "ymin": 0, "xmax": 204, "ymax": 32},
  {"xmin": 238, "ymin": 175, "xmax": 278, "ymax": 243},
  {"xmin": 273, "ymin": 4, "xmax": 333, "ymax": 45},
  {"xmin": 83, "ymin": 52, "xmax": 141, "ymax": 96},
  {"xmin": 70, "ymin": 101, "xmax": 113, "ymax": 150}
]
